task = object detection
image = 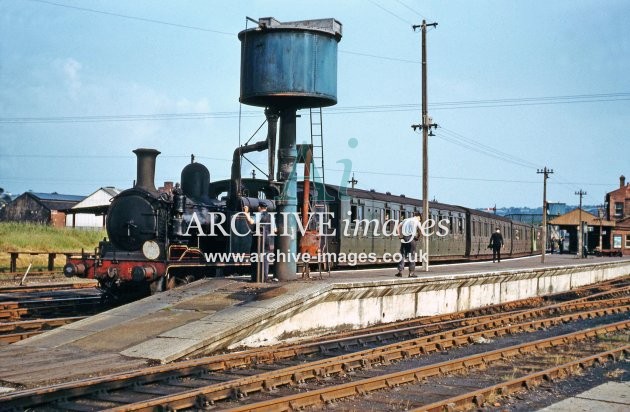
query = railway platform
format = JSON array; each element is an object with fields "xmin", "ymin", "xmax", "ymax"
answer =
[{"xmin": 0, "ymin": 254, "xmax": 628, "ymax": 389}]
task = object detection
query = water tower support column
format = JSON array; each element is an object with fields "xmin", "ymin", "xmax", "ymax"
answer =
[{"xmin": 275, "ymin": 108, "xmax": 298, "ymax": 281}]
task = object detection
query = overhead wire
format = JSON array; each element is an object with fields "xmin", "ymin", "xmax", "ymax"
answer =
[
  {"xmin": 438, "ymin": 126, "xmax": 539, "ymax": 169},
  {"xmin": 27, "ymin": 0, "xmax": 234, "ymax": 36},
  {"xmin": 394, "ymin": 0, "xmax": 428, "ymax": 20},
  {"xmin": 431, "ymin": 128, "xmax": 538, "ymax": 170},
  {"xmin": 26, "ymin": 0, "xmax": 419, "ymax": 65},
  {"xmin": 3, "ymin": 92, "xmax": 629, "ymax": 124},
  {"xmin": 367, "ymin": 0, "xmax": 414, "ymax": 26}
]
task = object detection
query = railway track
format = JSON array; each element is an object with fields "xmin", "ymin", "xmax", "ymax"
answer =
[
  {"xmin": 1, "ymin": 277, "xmax": 628, "ymax": 411},
  {"xmin": 0, "ymin": 316, "xmax": 86, "ymax": 344},
  {"xmin": 0, "ymin": 285, "xmax": 106, "ymax": 344},
  {"xmin": 0, "ymin": 296, "xmax": 103, "ymax": 321},
  {"xmin": 0, "ymin": 281, "xmax": 98, "ymax": 295}
]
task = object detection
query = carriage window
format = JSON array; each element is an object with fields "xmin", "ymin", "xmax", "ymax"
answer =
[
  {"xmin": 458, "ymin": 218, "xmax": 464, "ymax": 234},
  {"xmin": 350, "ymin": 205, "xmax": 364, "ymax": 222},
  {"xmin": 258, "ymin": 190, "xmax": 266, "ymax": 199},
  {"xmin": 472, "ymin": 220, "xmax": 476, "ymax": 236},
  {"xmin": 384, "ymin": 208, "xmax": 392, "ymax": 223}
]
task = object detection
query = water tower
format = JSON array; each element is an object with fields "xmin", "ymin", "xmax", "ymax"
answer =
[{"xmin": 239, "ymin": 17, "xmax": 342, "ymax": 280}]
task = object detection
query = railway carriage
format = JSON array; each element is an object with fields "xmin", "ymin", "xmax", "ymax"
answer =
[{"xmin": 310, "ymin": 185, "xmax": 538, "ymax": 267}]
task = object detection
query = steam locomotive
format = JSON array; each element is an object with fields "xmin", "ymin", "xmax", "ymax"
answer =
[{"xmin": 64, "ymin": 142, "xmax": 540, "ymax": 298}]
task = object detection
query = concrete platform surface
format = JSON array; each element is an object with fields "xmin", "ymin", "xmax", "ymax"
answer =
[
  {"xmin": 0, "ymin": 254, "xmax": 628, "ymax": 387},
  {"xmin": 537, "ymin": 381, "xmax": 630, "ymax": 411}
]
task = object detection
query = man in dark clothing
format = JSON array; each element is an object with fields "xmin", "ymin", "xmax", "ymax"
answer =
[
  {"xmin": 489, "ymin": 228, "xmax": 504, "ymax": 263},
  {"xmin": 395, "ymin": 212, "xmax": 422, "ymax": 277}
]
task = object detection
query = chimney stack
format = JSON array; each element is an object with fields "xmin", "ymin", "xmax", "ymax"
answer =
[
  {"xmin": 621, "ymin": 175, "xmax": 626, "ymax": 188},
  {"xmin": 133, "ymin": 148, "xmax": 160, "ymax": 194}
]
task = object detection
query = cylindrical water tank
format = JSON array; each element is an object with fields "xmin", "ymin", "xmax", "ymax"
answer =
[{"xmin": 238, "ymin": 18, "xmax": 342, "ymax": 109}]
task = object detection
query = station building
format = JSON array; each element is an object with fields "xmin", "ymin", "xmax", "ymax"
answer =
[
  {"xmin": 63, "ymin": 187, "xmax": 122, "ymax": 228},
  {"xmin": 605, "ymin": 175, "xmax": 630, "ymax": 254}
]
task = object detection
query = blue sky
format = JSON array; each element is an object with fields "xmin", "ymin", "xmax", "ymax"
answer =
[{"xmin": 1, "ymin": 0, "xmax": 628, "ymax": 209}]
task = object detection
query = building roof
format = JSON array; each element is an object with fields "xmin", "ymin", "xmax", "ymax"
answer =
[
  {"xmin": 19, "ymin": 192, "xmax": 85, "ymax": 211},
  {"xmin": 613, "ymin": 216, "xmax": 630, "ymax": 230},
  {"xmin": 101, "ymin": 187, "xmax": 122, "ymax": 198},
  {"xmin": 29, "ymin": 192, "xmax": 85, "ymax": 202},
  {"xmin": 63, "ymin": 187, "xmax": 123, "ymax": 215},
  {"xmin": 549, "ymin": 208, "xmax": 615, "ymax": 227}
]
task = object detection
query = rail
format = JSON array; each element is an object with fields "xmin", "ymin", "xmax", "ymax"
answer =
[{"xmin": 1, "ymin": 278, "xmax": 627, "ymax": 411}]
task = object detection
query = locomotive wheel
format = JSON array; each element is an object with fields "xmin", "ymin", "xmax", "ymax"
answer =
[
  {"xmin": 149, "ymin": 277, "xmax": 166, "ymax": 294},
  {"xmin": 166, "ymin": 274, "xmax": 177, "ymax": 290},
  {"xmin": 164, "ymin": 274, "xmax": 196, "ymax": 290}
]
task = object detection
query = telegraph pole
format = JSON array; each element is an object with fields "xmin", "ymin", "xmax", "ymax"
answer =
[
  {"xmin": 575, "ymin": 189, "xmax": 587, "ymax": 258},
  {"xmin": 412, "ymin": 19, "xmax": 438, "ymax": 272},
  {"xmin": 537, "ymin": 167, "xmax": 553, "ymax": 263},
  {"xmin": 348, "ymin": 173, "xmax": 358, "ymax": 189}
]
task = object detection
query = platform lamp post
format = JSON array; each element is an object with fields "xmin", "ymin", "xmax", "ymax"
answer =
[{"xmin": 537, "ymin": 167, "xmax": 553, "ymax": 263}]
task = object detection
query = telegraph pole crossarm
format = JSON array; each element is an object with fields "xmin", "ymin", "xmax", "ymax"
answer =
[
  {"xmin": 348, "ymin": 173, "xmax": 358, "ymax": 189},
  {"xmin": 537, "ymin": 167, "xmax": 554, "ymax": 263}
]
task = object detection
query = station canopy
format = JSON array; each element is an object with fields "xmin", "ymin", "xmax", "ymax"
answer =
[{"xmin": 549, "ymin": 208, "xmax": 615, "ymax": 227}]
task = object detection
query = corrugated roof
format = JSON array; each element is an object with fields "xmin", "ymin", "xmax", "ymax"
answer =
[{"xmin": 29, "ymin": 192, "xmax": 85, "ymax": 202}]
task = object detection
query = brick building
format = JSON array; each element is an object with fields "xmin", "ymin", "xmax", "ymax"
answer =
[{"xmin": 605, "ymin": 175, "xmax": 630, "ymax": 255}]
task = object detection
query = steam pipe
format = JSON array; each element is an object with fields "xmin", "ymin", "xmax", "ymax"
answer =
[
  {"xmin": 228, "ymin": 141, "xmax": 267, "ymax": 210},
  {"xmin": 133, "ymin": 148, "xmax": 160, "ymax": 194},
  {"xmin": 228, "ymin": 109, "xmax": 280, "ymax": 210}
]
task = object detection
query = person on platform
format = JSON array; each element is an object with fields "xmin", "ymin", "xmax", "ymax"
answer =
[
  {"xmin": 395, "ymin": 212, "xmax": 422, "ymax": 278},
  {"xmin": 489, "ymin": 228, "xmax": 504, "ymax": 263},
  {"xmin": 244, "ymin": 202, "xmax": 276, "ymax": 282}
]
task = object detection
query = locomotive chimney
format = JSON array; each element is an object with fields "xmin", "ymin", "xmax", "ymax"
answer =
[
  {"xmin": 620, "ymin": 175, "xmax": 626, "ymax": 188},
  {"xmin": 133, "ymin": 148, "xmax": 160, "ymax": 194}
]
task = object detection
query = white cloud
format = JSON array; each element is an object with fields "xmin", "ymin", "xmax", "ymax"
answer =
[{"xmin": 57, "ymin": 58, "xmax": 82, "ymax": 99}]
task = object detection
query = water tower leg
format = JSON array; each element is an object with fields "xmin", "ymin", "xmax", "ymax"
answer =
[{"xmin": 275, "ymin": 108, "xmax": 298, "ymax": 281}]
